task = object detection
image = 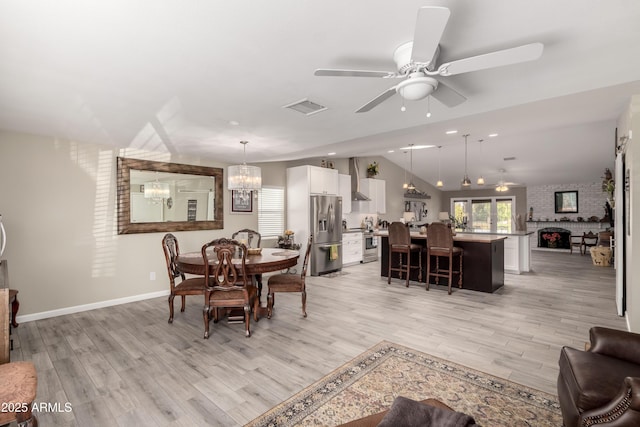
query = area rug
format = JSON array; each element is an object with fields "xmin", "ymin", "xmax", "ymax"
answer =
[{"xmin": 245, "ymin": 341, "xmax": 562, "ymax": 426}]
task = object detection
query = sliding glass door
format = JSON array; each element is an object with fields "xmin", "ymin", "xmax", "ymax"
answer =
[{"xmin": 451, "ymin": 196, "xmax": 515, "ymax": 233}]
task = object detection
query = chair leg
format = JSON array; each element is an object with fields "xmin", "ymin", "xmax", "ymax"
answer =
[
  {"xmin": 387, "ymin": 250, "xmax": 392, "ymax": 284},
  {"xmin": 425, "ymin": 252, "xmax": 431, "ymax": 291},
  {"xmin": 203, "ymin": 305, "xmax": 210, "ymax": 339},
  {"xmin": 180, "ymin": 295, "xmax": 186, "ymax": 312},
  {"xmin": 168, "ymin": 294, "xmax": 175, "ymax": 323},
  {"xmin": 253, "ymin": 296, "xmax": 260, "ymax": 322},
  {"xmin": 267, "ymin": 292, "xmax": 274, "ymax": 319},
  {"xmin": 448, "ymin": 254, "xmax": 453, "ymax": 295},
  {"xmin": 244, "ymin": 305, "xmax": 251, "ymax": 337},
  {"xmin": 301, "ymin": 290, "xmax": 307, "ymax": 318},
  {"xmin": 418, "ymin": 250, "xmax": 422, "ymax": 283},
  {"xmin": 458, "ymin": 254, "xmax": 463, "ymax": 289},
  {"xmin": 405, "ymin": 251, "xmax": 411, "ymax": 287}
]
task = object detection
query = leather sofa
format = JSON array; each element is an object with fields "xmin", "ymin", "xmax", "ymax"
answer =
[{"xmin": 558, "ymin": 326, "xmax": 640, "ymax": 426}]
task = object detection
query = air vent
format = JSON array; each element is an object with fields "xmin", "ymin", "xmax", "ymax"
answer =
[
  {"xmin": 503, "ymin": 156, "xmax": 516, "ymax": 161},
  {"xmin": 283, "ymin": 98, "xmax": 327, "ymax": 116}
]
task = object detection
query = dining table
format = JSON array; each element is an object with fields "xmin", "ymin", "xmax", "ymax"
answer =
[{"xmin": 175, "ymin": 247, "xmax": 300, "ymax": 317}]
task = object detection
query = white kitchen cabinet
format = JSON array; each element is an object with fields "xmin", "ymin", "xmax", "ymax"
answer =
[
  {"xmin": 338, "ymin": 174, "xmax": 352, "ymax": 213},
  {"xmin": 342, "ymin": 232, "xmax": 363, "ymax": 265},
  {"xmin": 503, "ymin": 234, "xmax": 531, "ymax": 274},
  {"xmin": 309, "ymin": 166, "xmax": 339, "ymax": 195},
  {"xmin": 360, "ymin": 178, "xmax": 386, "ymax": 214}
]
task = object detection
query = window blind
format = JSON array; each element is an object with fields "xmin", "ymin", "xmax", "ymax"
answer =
[{"xmin": 258, "ymin": 186, "xmax": 285, "ymax": 237}]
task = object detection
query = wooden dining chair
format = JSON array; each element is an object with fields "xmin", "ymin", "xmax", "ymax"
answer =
[
  {"xmin": 202, "ymin": 238, "xmax": 259, "ymax": 338},
  {"xmin": 231, "ymin": 229, "xmax": 263, "ymax": 296},
  {"xmin": 387, "ymin": 222, "xmax": 422, "ymax": 287},
  {"xmin": 425, "ymin": 222, "xmax": 463, "ymax": 294},
  {"xmin": 162, "ymin": 233, "xmax": 206, "ymax": 323},
  {"xmin": 266, "ymin": 236, "xmax": 313, "ymax": 319},
  {"xmin": 581, "ymin": 231, "xmax": 598, "ymax": 255}
]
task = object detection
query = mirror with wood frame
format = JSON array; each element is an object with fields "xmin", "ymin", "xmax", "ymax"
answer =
[{"xmin": 117, "ymin": 157, "xmax": 224, "ymax": 234}]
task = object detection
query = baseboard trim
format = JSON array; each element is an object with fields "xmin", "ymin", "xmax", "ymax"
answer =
[{"xmin": 15, "ymin": 290, "xmax": 170, "ymax": 323}]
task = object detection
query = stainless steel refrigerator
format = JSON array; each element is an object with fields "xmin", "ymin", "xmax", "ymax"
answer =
[{"xmin": 310, "ymin": 195, "xmax": 342, "ymax": 276}]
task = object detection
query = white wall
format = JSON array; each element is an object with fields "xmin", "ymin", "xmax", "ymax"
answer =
[
  {"xmin": 621, "ymin": 96, "xmax": 640, "ymax": 331},
  {"xmin": 0, "ymin": 130, "xmax": 260, "ymax": 318}
]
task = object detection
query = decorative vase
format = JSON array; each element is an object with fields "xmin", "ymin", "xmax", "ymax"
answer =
[
  {"xmin": 548, "ymin": 241, "xmax": 557, "ymax": 248},
  {"xmin": 367, "ymin": 172, "xmax": 376, "ymax": 179}
]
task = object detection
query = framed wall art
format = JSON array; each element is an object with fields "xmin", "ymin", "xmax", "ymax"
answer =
[
  {"xmin": 231, "ymin": 191, "xmax": 253, "ymax": 213},
  {"xmin": 554, "ymin": 191, "xmax": 578, "ymax": 213}
]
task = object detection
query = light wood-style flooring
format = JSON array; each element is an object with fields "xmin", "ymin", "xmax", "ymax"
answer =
[{"xmin": 10, "ymin": 250, "xmax": 626, "ymax": 426}]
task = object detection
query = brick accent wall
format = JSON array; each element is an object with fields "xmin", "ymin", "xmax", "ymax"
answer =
[
  {"xmin": 526, "ymin": 183, "xmax": 611, "ymax": 251},
  {"xmin": 526, "ymin": 182, "xmax": 606, "ymax": 221}
]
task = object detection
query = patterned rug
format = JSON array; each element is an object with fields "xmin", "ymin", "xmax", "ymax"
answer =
[{"xmin": 245, "ymin": 341, "xmax": 562, "ymax": 426}]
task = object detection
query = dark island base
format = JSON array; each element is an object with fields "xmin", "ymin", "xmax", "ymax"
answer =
[{"xmin": 380, "ymin": 237, "xmax": 504, "ymax": 293}]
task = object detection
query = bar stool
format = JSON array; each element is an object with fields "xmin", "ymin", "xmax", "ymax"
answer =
[
  {"xmin": 425, "ymin": 222, "xmax": 463, "ymax": 294},
  {"xmin": 387, "ymin": 222, "xmax": 422, "ymax": 287}
]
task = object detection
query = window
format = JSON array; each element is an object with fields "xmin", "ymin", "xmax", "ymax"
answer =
[
  {"xmin": 451, "ymin": 196, "xmax": 515, "ymax": 233},
  {"xmin": 258, "ymin": 186, "xmax": 285, "ymax": 237}
]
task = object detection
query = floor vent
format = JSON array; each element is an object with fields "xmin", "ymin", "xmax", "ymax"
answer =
[{"xmin": 283, "ymin": 98, "xmax": 327, "ymax": 116}]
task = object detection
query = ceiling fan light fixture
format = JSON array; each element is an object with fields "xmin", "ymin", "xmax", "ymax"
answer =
[{"xmin": 396, "ymin": 74, "xmax": 438, "ymax": 101}]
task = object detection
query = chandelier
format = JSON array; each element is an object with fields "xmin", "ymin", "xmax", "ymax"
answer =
[
  {"xmin": 144, "ymin": 178, "xmax": 170, "ymax": 201},
  {"xmin": 228, "ymin": 141, "xmax": 261, "ymax": 201}
]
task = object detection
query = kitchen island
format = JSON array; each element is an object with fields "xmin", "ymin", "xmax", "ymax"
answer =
[
  {"xmin": 376, "ymin": 230, "xmax": 506, "ymax": 293},
  {"xmin": 456, "ymin": 230, "xmax": 533, "ymax": 274}
]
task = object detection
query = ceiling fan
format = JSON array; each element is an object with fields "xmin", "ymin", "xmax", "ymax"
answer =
[{"xmin": 314, "ymin": 6, "xmax": 544, "ymax": 113}]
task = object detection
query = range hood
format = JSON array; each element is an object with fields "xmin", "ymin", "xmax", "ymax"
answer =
[{"xmin": 349, "ymin": 157, "xmax": 371, "ymax": 201}]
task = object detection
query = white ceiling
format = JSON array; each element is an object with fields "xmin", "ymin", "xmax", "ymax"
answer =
[{"xmin": 1, "ymin": 1, "xmax": 639, "ymax": 190}]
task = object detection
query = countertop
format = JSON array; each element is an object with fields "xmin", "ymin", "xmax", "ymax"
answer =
[
  {"xmin": 343, "ymin": 228, "xmax": 372, "ymax": 234},
  {"xmin": 374, "ymin": 230, "xmax": 507, "ymax": 243}
]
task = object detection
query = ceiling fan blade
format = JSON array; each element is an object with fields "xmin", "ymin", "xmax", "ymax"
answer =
[
  {"xmin": 410, "ymin": 6, "xmax": 450, "ymax": 65},
  {"xmin": 314, "ymin": 69, "xmax": 395, "ymax": 78},
  {"xmin": 437, "ymin": 42, "xmax": 544, "ymax": 76},
  {"xmin": 431, "ymin": 81, "xmax": 466, "ymax": 107},
  {"xmin": 355, "ymin": 86, "xmax": 397, "ymax": 113}
]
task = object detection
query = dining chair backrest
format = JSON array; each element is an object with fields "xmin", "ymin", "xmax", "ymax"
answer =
[
  {"xmin": 231, "ymin": 229, "xmax": 261, "ymax": 248},
  {"xmin": 201, "ymin": 238, "xmax": 248, "ymax": 290},
  {"xmin": 300, "ymin": 236, "xmax": 313, "ymax": 278},
  {"xmin": 162, "ymin": 233, "xmax": 185, "ymax": 283},
  {"xmin": 388, "ymin": 222, "xmax": 411, "ymax": 247},
  {"xmin": 427, "ymin": 222, "xmax": 454, "ymax": 250}
]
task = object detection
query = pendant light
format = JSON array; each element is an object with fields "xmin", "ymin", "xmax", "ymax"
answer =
[
  {"xmin": 402, "ymin": 150, "xmax": 409, "ymax": 189},
  {"xmin": 407, "ymin": 144, "xmax": 416, "ymax": 190},
  {"xmin": 436, "ymin": 145, "xmax": 443, "ymax": 187},
  {"xmin": 228, "ymin": 141, "xmax": 262, "ymax": 201},
  {"xmin": 476, "ymin": 139, "xmax": 485, "ymax": 185},
  {"xmin": 461, "ymin": 134, "xmax": 471, "ymax": 187}
]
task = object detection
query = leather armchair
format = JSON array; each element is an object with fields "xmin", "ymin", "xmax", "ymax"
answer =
[{"xmin": 558, "ymin": 327, "xmax": 640, "ymax": 426}]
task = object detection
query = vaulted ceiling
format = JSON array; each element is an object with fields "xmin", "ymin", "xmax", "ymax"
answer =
[{"xmin": 1, "ymin": 1, "xmax": 639, "ymax": 190}]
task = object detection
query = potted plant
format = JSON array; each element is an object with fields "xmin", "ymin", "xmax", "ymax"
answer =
[
  {"xmin": 603, "ymin": 178, "xmax": 615, "ymax": 207},
  {"xmin": 367, "ymin": 162, "xmax": 379, "ymax": 178}
]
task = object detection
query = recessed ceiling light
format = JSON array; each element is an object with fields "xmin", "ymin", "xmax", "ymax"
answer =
[
  {"xmin": 446, "ymin": 130, "xmax": 458, "ymax": 135},
  {"xmin": 387, "ymin": 150, "xmax": 395, "ymax": 153},
  {"xmin": 229, "ymin": 120, "xmax": 240, "ymax": 126},
  {"xmin": 488, "ymin": 133, "xmax": 498, "ymax": 137},
  {"xmin": 327, "ymin": 152, "xmax": 336, "ymax": 156}
]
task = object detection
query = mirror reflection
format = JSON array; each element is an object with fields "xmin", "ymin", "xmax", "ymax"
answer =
[
  {"xmin": 130, "ymin": 170, "xmax": 216, "ymax": 223},
  {"xmin": 117, "ymin": 157, "xmax": 224, "ymax": 234}
]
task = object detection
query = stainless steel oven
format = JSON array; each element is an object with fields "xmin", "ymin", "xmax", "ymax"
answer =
[{"xmin": 362, "ymin": 231, "xmax": 378, "ymax": 263}]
